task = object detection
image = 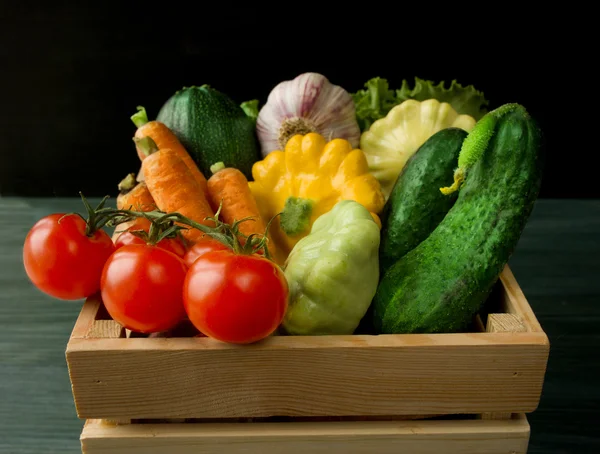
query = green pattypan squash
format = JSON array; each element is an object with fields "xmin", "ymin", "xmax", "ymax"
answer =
[{"xmin": 282, "ymin": 199, "xmax": 380, "ymax": 335}]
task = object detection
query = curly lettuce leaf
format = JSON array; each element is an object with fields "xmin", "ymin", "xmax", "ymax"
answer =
[
  {"xmin": 240, "ymin": 99, "xmax": 259, "ymax": 123},
  {"xmin": 351, "ymin": 77, "xmax": 489, "ymax": 131},
  {"xmin": 396, "ymin": 77, "xmax": 489, "ymax": 120},
  {"xmin": 351, "ymin": 77, "xmax": 399, "ymax": 132}
]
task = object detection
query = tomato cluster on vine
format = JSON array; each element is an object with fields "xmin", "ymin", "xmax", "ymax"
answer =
[{"xmin": 23, "ymin": 195, "xmax": 288, "ymax": 344}]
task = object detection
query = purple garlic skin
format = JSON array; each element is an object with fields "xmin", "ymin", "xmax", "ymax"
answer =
[{"xmin": 256, "ymin": 72, "xmax": 361, "ymax": 157}]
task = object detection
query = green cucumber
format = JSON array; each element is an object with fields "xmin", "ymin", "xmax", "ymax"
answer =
[
  {"xmin": 379, "ymin": 127, "xmax": 467, "ymax": 272},
  {"xmin": 156, "ymin": 85, "xmax": 261, "ymax": 180},
  {"xmin": 372, "ymin": 104, "xmax": 543, "ymax": 334}
]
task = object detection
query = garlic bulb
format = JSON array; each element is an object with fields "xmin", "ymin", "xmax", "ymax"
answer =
[{"xmin": 256, "ymin": 72, "xmax": 361, "ymax": 157}]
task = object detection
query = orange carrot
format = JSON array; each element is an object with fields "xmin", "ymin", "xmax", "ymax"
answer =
[
  {"xmin": 131, "ymin": 106, "xmax": 208, "ymax": 194},
  {"xmin": 112, "ymin": 173, "xmax": 156, "ymax": 242},
  {"xmin": 207, "ymin": 162, "xmax": 281, "ymax": 264},
  {"xmin": 142, "ymin": 148, "xmax": 215, "ymax": 244},
  {"xmin": 116, "ymin": 173, "xmax": 156, "ymax": 211}
]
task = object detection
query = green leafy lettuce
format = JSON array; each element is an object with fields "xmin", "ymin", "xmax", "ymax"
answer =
[
  {"xmin": 351, "ymin": 77, "xmax": 489, "ymax": 132},
  {"xmin": 351, "ymin": 78, "xmax": 399, "ymax": 132}
]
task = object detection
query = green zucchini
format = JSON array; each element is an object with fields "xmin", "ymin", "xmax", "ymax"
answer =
[
  {"xmin": 379, "ymin": 127, "xmax": 467, "ymax": 272},
  {"xmin": 156, "ymin": 85, "xmax": 261, "ymax": 180},
  {"xmin": 372, "ymin": 104, "xmax": 543, "ymax": 334}
]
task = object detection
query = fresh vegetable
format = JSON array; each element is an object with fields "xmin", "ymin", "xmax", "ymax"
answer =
[
  {"xmin": 360, "ymin": 99, "xmax": 477, "ymax": 199},
  {"xmin": 249, "ymin": 132, "xmax": 385, "ymax": 258},
  {"xmin": 132, "ymin": 106, "xmax": 209, "ymax": 194},
  {"xmin": 156, "ymin": 85, "xmax": 261, "ymax": 180},
  {"xmin": 113, "ymin": 174, "xmax": 156, "ymax": 241},
  {"xmin": 396, "ymin": 78, "xmax": 489, "ymax": 120},
  {"xmin": 102, "ymin": 201, "xmax": 289, "ymax": 344},
  {"xmin": 184, "ymin": 250, "xmax": 288, "ymax": 344},
  {"xmin": 240, "ymin": 99, "xmax": 259, "ymax": 123},
  {"xmin": 101, "ymin": 244, "xmax": 188, "ymax": 333},
  {"xmin": 207, "ymin": 162, "xmax": 281, "ymax": 264},
  {"xmin": 116, "ymin": 174, "xmax": 156, "ymax": 211},
  {"xmin": 351, "ymin": 76, "xmax": 489, "ymax": 132},
  {"xmin": 183, "ymin": 238, "xmax": 230, "ymax": 268},
  {"xmin": 372, "ymin": 103, "xmax": 543, "ymax": 334},
  {"xmin": 256, "ymin": 72, "xmax": 361, "ymax": 157},
  {"xmin": 351, "ymin": 77, "xmax": 402, "ymax": 133},
  {"xmin": 282, "ymin": 200, "xmax": 380, "ymax": 335},
  {"xmin": 114, "ymin": 226, "xmax": 187, "ymax": 258},
  {"xmin": 141, "ymin": 145, "xmax": 215, "ymax": 244},
  {"xmin": 379, "ymin": 127, "xmax": 468, "ymax": 272},
  {"xmin": 23, "ymin": 198, "xmax": 116, "ymax": 300}
]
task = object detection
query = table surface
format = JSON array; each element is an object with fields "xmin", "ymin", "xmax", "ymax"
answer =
[{"xmin": 1, "ymin": 197, "xmax": 599, "ymax": 454}]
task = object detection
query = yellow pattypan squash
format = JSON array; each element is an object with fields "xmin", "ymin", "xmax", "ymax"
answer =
[
  {"xmin": 360, "ymin": 98, "xmax": 476, "ymax": 199},
  {"xmin": 249, "ymin": 133, "xmax": 385, "ymax": 260}
]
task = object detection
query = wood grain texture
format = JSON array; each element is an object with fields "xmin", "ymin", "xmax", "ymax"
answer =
[
  {"xmin": 482, "ymin": 313, "xmax": 528, "ymax": 420},
  {"xmin": 0, "ymin": 198, "xmax": 93, "ymax": 454},
  {"xmin": 2, "ymin": 197, "xmax": 600, "ymax": 453},
  {"xmin": 86, "ymin": 320, "xmax": 124, "ymax": 339},
  {"xmin": 499, "ymin": 266, "xmax": 544, "ymax": 332},
  {"xmin": 66, "ymin": 324, "xmax": 549, "ymax": 420},
  {"xmin": 70, "ymin": 298, "xmax": 102, "ymax": 339},
  {"xmin": 506, "ymin": 200, "xmax": 600, "ymax": 453},
  {"xmin": 80, "ymin": 415, "xmax": 531, "ymax": 454},
  {"xmin": 487, "ymin": 314, "xmax": 527, "ymax": 333}
]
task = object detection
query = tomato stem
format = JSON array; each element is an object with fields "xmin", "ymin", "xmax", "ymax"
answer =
[
  {"xmin": 76, "ymin": 193, "xmax": 277, "ymax": 260},
  {"xmin": 70, "ymin": 192, "xmax": 113, "ymax": 236}
]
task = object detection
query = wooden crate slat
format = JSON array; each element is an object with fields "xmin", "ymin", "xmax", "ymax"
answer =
[
  {"xmin": 482, "ymin": 311, "xmax": 529, "ymax": 421},
  {"xmin": 70, "ymin": 296, "xmax": 102, "ymax": 339},
  {"xmin": 86, "ymin": 320, "xmax": 125, "ymax": 339},
  {"xmin": 80, "ymin": 415, "xmax": 531, "ymax": 454},
  {"xmin": 487, "ymin": 314, "xmax": 527, "ymax": 333},
  {"xmin": 67, "ymin": 330, "xmax": 548, "ymax": 419},
  {"xmin": 499, "ymin": 265, "xmax": 544, "ymax": 332}
]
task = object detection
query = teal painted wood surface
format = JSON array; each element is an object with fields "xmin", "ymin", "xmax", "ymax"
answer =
[{"xmin": 1, "ymin": 197, "xmax": 599, "ymax": 453}]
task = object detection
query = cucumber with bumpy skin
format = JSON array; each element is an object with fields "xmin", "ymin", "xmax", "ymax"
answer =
[
  {"xmin": 379, "ymin": 127, "xmax": 467, "ymax": 273},
  {"xmin": 372, "ymin": 103, "xmax": 543, "ymax": 334}
]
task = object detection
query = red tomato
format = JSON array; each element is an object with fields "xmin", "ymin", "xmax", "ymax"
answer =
[
  {"xmin": 115, "ymin": 229, "xmax": 187, "ymax": 258},
  {"xmin": 183, "ymin": 238, "xmax": 230, "ymax": 267},
  {"xmin": 183, "ymin": 251, "xmax": 288, "ymax": 344},
  {"xmin": 23, "ymin": 213, "xmax": 115, "ymax": 300},
  {"xmin": 101, "ymin": 245, "xmax": 188, "ymax": 333}
]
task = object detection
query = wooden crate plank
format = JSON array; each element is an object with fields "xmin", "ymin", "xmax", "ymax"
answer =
[
  {"xmin": 487, "ymin": 314, "xmax": 527, "ymax": 333},
  {"xmin": 66, "ymin": 330, "xmax": 549, "ymax": 420},
  {"xmin": 70, "ymin": 297, "xmax": 102, "ymax": 339},
  {"xmin": 499, "ymin": 266, "xmax": 544, "ymax": 332},
  {"xmin": 482, "ymin": 312, "xmax": 529, "ymax": 420},
  {"xmin": 80, "ymin": 415, "xmax": 531, "ymax": 454},
  {"xmin": 86, "ymin": 320, "xmax": 125, "ymax": 339}
]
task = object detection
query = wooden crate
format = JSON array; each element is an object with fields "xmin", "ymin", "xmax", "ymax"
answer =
[
  {"xmin": 66, "ymin": 265, "xmax": 549, "ymax": 453},
  {"xmin": 80, "ymin": 414, "xmax": 531, "ymax": 454}
]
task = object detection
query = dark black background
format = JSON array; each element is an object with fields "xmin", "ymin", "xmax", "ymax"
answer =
[{"xmin": 0, "ymin": 4, "xmax": 589, "ymax": 198}]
